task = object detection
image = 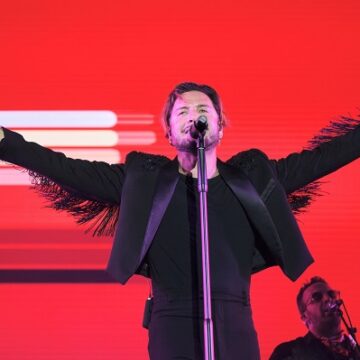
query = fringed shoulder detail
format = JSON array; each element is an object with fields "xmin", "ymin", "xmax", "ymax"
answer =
[
  {"xmin": 307, "ymin": 116, "xmax": 360, "ymax": 148},
  {"xmin": 26, "ymin": 152, "xmax": 169, "ymax": 237},
  {"xmin": 28, "ymin": 170, "xmax": 119, "ymax": 237},
  {"xmin": 288, "ymin": 115, "xmax": 360, "ymax": 214},
  {"xmin": 288, "ymin": 181, "xmax": 323, "ymax": 215}
]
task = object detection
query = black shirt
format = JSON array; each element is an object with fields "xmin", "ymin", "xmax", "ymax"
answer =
[
  {"xmin": 269, "ymin": 332, "xmax": 360, "ymax": 360},
  {"xmin": 147, "ymin": 173, "xmax": 255, "ymax": 301}
]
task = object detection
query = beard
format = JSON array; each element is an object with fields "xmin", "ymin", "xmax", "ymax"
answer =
[
  {"xmin": 174, "ymin": 137, "xmax": 197, "ymax": 154},
  {"xmin": 173, "ymin": 132, "xmax": 220, "ymax": 154},
  {"xmin": 316, "ymin": 313, "xmax": 341, "ymax": 337}
]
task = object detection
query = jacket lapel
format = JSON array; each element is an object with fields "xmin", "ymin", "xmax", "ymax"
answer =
[
  {"xmin": 138, "ymin": 158, "xmax": 285, "ymax": 270},
  {"xmin": 139, "ymin": 158, "xmax": 180, "ymax": 263},
  {"xmin": 218, "ymin": 160, "xmax": 284, "ymax": 262}
]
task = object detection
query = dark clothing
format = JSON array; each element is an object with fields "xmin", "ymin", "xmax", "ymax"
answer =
[
  {"xmin": 2, "ymin": 126, "xmax": 360, "ymax": 284},
  {"xmin": 148, "ymin": 297, "xmax": 260, "ymax": 360},
  {"xmin": 1, "ymin": 122, "xmax": 360, "ymax": 359},
  {"xmin": 108, "ymin": 127, "xmax": 360, "ymax": 284},
  {"xmin": 148, "ymin": 174, "xmax": 258, "ymax": 359},
  {"xmin": 269, "ymin": 332, "xmax": 360, "ymax": 360},
  {"xmin": 148, "ymin": 174, "xmax": 254, "ymax": 300}
]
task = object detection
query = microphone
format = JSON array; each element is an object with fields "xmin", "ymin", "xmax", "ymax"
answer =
[
  {"xmin": 190, "ymin": 115, "xmax": 208, "ymax": 139},
  {"xmin": 327, "ymin": 299, "xmax": 343, "ymax": 312}
]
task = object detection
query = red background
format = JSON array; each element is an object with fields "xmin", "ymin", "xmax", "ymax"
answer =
[{"xmin": 1, "ymin": 0, "xmax": 360, "ymax": 358}]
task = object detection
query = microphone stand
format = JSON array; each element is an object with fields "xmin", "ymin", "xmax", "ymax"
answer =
[
  {"xmin": 339, "ymin": 301, "xmax": 360, "ymax": 353},
  {"xmin": 197, "ymin": 132, "xmax": 215, "ymax": 360}
]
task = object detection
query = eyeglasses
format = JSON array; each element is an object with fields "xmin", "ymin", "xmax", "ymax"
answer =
[{"xmin": 305, "ymin": 289, "xmax": 340, "ymax": 307}]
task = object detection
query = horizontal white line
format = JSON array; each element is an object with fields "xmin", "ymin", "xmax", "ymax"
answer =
[
  {"xmin": 0, "ymin": 169, "xmax": 32, "ymax": 185},
  {"xmin": 16, "ymin": 130, "xmax": 156, "ymax": 146},
  {"xmin": 19, "ymin": 130, "xmax": 119, "ymax": 146},
  {"xmin": 59, "ymin": 148, "xmax": 121, "ymax": 162},
  {"xmin": 117, "ymin": 119, "xmax": 154, "ymax": 125},
  {"xmin": 0, "ymin": 111, "xmax": 117, "ymax": 127},
  {"xmin": 116, "ymin": 114, "xmax": 154, "ymax": 125},
  {"xmin": 117, "ymin": 131, "xmax": 156, "ymax": 145},
  {"xmin": 0, "ymin": 149, "xmax": 121, "ymax": 167},
  {"xmin": 117, "ymin": 114, "xmax": 154, "ymax": 118}
]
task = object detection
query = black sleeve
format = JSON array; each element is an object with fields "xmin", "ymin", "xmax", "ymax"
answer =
[
  {"xmin": 270, "ymin": 124, "xmax": 360, "ymax": 194},
  {"xmin": 0, "ymin": 127, "xmax": 125, "ymax": 204}
]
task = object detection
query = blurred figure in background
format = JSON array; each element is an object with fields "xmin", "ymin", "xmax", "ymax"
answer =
[{"xmin": 270, "ymin": 276, "xmax": 360, "ymax": 360}]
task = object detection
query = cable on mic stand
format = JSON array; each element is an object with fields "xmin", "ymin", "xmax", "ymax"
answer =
[{"xmin": 338, "ymin": 299, "xmax": 360, "ymax": 355}]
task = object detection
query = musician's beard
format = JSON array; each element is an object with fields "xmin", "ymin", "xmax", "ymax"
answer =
[{"xmin": 314, "ymin": 313, "xmax": 341, "ymax": 338}]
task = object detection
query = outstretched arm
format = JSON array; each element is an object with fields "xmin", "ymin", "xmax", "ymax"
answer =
[
  {"xmin": 272, "ymin": 121, "xmax": 360, "ymax": 194},
  {"xmin": 0, "ymin": 127, "xmax": 125, "ymax": 204}
]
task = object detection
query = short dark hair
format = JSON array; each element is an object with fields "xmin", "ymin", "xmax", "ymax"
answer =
[
  {"xmin": 296, "ymin": 276, "xmax": 328, "ymax": 315},
  {"xmin": 162, "ymin": 82, "xmax": 227, "ymax": 137}
]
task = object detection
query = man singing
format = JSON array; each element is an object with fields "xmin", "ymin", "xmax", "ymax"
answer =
[
  {"xmin": 270, "ymin": 276, "xmax": 360, "ymax": 360},
  {"xmin": 1, "ymin": 82, "xmax": 360, "ymax": 359}
]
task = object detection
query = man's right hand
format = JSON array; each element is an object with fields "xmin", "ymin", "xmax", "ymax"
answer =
[{"xmin": 0, "ymin": 127, "xmax": 4, "ymax": 141}]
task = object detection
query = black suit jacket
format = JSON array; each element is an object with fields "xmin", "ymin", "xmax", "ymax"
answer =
[{"xmin": 1, "ymin": 125, "xmax": 360, "ymax": 284}]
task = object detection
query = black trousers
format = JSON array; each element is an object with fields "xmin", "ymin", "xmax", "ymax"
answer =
[{"xmin": 148, "ymin": 297, "xmax": 260, "ymax": 360}]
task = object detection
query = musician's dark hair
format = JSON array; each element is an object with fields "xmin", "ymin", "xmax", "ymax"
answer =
[
  {"xmin": 162, "ymin": 82, "xmax": 227, "ymax": 138},
  {"xmin": 296, "ymin": 276, "xmax": 328, "ymax": 315}
]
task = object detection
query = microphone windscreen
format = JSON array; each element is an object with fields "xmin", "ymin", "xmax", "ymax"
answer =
[{"xmin": 195, "ymin": 116, "xmax": 208, "ymax": 132}]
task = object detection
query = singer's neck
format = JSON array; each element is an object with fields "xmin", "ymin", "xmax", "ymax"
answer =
[
  {"xmin": 177, "ymin": 147, "xmax": 218, "ymax": 178},
  {"xmin": 310, "ymin": 321, "xmax": 342, "ymax": 339}
]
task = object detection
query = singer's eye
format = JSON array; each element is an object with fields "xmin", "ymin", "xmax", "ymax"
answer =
[
  {"xmin": 308, "ymin": 290, "xmax": 340, "ymax": 304},
  {"xmin": 327, "ymin": 290, "xmax": 338, "ymax": 299},
  {"xmin": 199, "ymin": 109, "xmax": 208, "ymax": 113}
]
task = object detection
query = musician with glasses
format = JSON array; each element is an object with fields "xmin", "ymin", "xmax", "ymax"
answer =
[{"xmin": 269, "ymin": 276, "xmax": 360, "ymax": 360}]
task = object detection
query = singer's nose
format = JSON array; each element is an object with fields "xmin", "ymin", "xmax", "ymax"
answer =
[{"xmin": 188, "ymin": 108, "xmax": 198, "ymax": 121}]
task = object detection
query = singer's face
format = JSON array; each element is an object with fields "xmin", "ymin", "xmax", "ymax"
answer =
[
  {"xmin": 168, "ymin": 91, "xmax": 223, "ymax": 153},
  {"xmin": 301, "ymin": 282, "xmax": 341, "ymax": 336}
]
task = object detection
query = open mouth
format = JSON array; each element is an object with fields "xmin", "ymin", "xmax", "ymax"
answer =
[
  {"xmin": 322, "ymin": 308, "xmax": 340, "ymax": 317},
  {"xmin": 184, "ymin": 126, "xmax": 191, "ymax": 134}
]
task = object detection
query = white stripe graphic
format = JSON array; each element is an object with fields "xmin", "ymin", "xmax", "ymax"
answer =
[
  {"xmin": 0, "ymin": 111, "xmax": 117, "ymax": 128},
  {"xmin": 116, "ymin": 114, "xmax": 154, "ymax": 125},
  {"xmin": 17, "ymin": 130, "xmax": 156, "ymax": 146},
  {"xmin": 0, "ymin": 149, "xmax": 120, "ymax": 166},
  {"xmin": 117, "ymin": 131, "xmax": 156, "ymax": 145},
  {"xmin": 0, "ymin": 169, "xmax": 31, "ymax": 185},
  {"xmin": 0, "ymin": 111, "xmax": 157, "ymax": 185},
  {"xmin": 18, "ymin": 130, "xmax": 118, "ymax": 146}
]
